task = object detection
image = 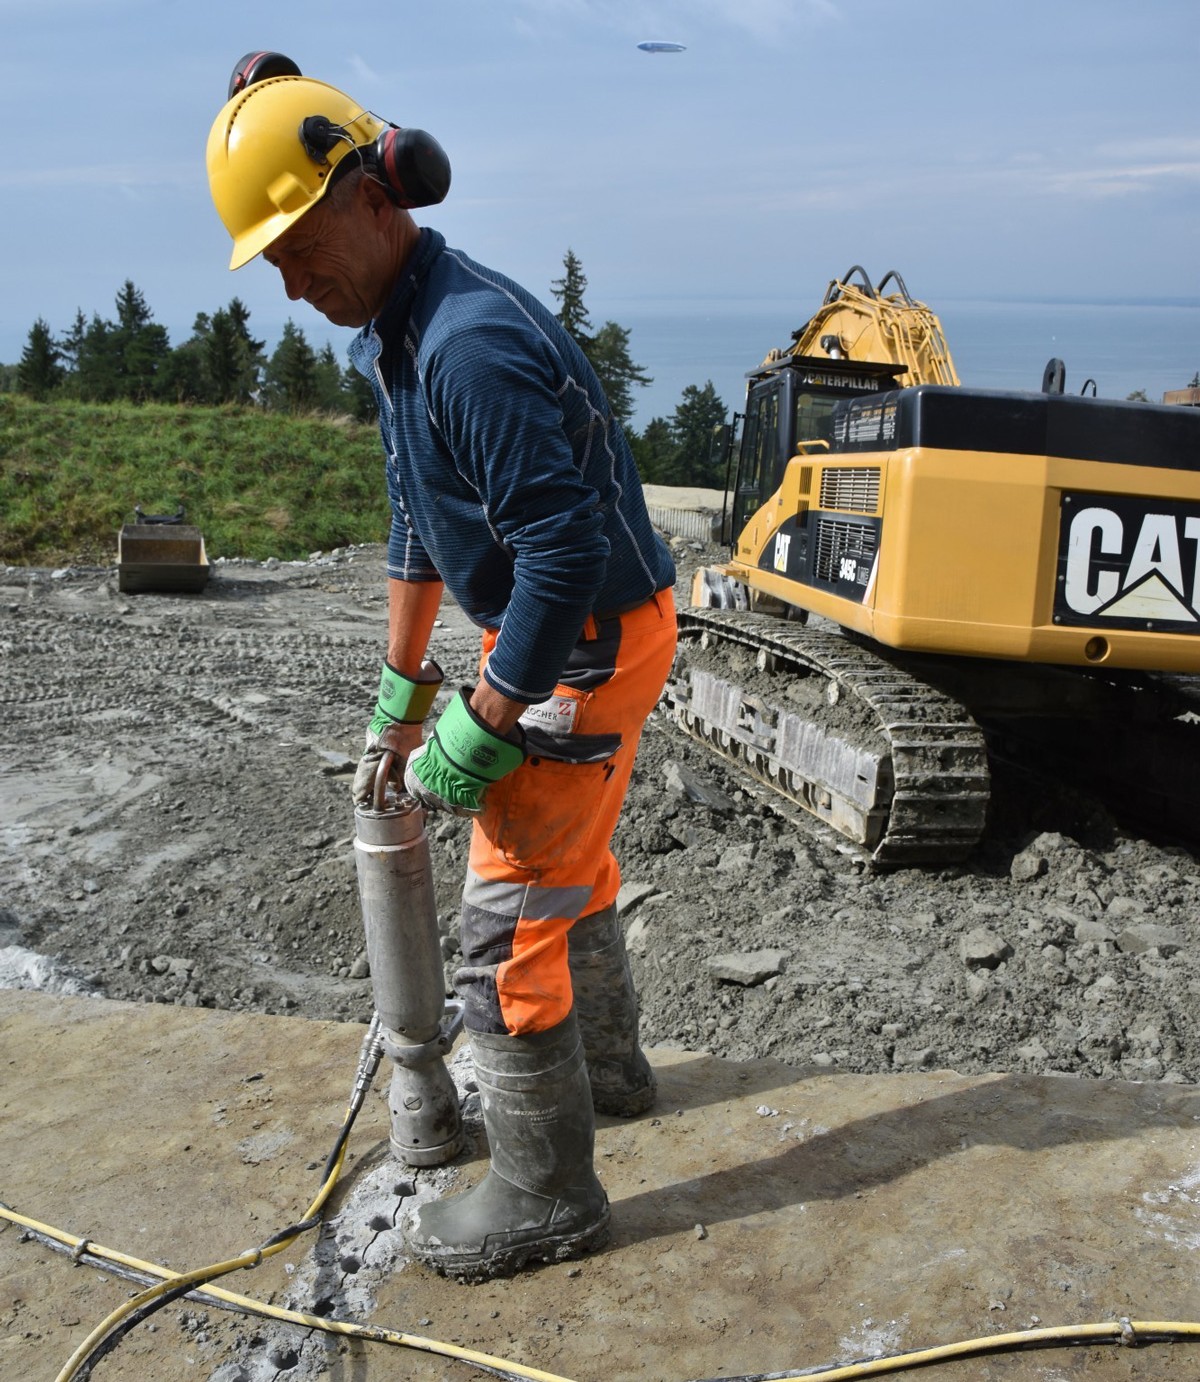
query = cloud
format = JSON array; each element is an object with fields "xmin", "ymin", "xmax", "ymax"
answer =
[
  {"xmin": 345, "ymin": 54, "xmax": 383, "ymax": 87},
  {"xmin": 1040, "ymin": 160, "xmax": 1200, "ymax": 199},
  {"xmin": 0, "ymin": 163, "xmax": 194, "ymax": 192}
]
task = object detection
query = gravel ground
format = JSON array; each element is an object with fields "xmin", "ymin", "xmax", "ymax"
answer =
[{"xmin": 3, "ymin": 538, "xmax": 1199, "ymax": 1086}]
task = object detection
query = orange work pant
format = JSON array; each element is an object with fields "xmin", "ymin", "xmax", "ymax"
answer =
[{"xmin": 456, "ymin": 590, "xmax": 677, "ymax": 1036}]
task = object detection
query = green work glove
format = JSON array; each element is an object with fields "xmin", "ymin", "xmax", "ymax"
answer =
[
  {"xmin": 404, "ymin": 688, "xmax": 525, "ymax": 817},
  {"xmin": 352, "ymin": 659, "xmax": 443, "ymax": 806}
]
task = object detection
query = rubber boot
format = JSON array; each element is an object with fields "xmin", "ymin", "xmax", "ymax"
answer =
[
  {"xmin": 403, "ymin": 1010, "xmax": 610, "ymax": 1282},
  {"xmin": 568, "ymin": 904, "xmax": 657, "ymax": 1116}
]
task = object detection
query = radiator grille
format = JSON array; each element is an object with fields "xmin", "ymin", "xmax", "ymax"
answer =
[
  {"xmin": 819, "ymin": 466, "xmax": 880, "ymax": 512},
  {"xmin": 814, "ymin": 518, "xmax": 877, "ymax": 584}
]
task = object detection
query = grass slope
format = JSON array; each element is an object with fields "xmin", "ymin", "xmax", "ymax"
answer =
[{"xmin": 0, "ymin": 395, "xmax": 391, "ymax": 565}]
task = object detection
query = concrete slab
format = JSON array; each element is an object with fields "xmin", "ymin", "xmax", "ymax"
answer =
[{"xmin": 3, "ymin": 990, "xmax": 1199, "ymax": 1382}]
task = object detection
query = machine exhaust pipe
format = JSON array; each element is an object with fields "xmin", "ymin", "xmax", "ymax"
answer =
[{"xmin": 354, "ymin": 780, "xmax": 464, "ymax": 1167}]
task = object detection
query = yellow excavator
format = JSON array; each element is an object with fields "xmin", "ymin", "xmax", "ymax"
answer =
[{"xmin": 665, "ymin": 267, "xmax": 1200, "ymax": 864}]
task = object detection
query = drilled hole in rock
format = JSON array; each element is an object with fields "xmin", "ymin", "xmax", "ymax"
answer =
[
  {"xmin": 339, "ymin": 1255, "xmax": 362, "ymax": 1274},
  {"xmin": 311, "ymin": 1297, "xmax": 336, "ymax": 1317},
  {"xmin": 369, "ymin": 1214, "xmax": 393, "ymax": 1232},
  {"xmin": 268, "ymin": 1344, "xmax": 300, "ymax": 1369},
  {"xmin": 393, "ymin": 1179, "xmax": 415, "ymax": 1197}
]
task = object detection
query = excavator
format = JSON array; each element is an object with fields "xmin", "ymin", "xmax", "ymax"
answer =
[{"xmin": 664, "ymin": 267, "xmax": 1200, "ymax": 865}]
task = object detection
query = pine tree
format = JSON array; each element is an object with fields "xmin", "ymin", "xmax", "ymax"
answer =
[
  {"xmin": 343, "ymin": 361, "xmax": 378, "ymax": 422},
  {"xmin": 157, "ymin": 316, "xmax": 209, "ymax": 403},
  {"xmin": 549, "ymin": 250, "xmax": 652, "ymax": 432},
  {"xmin": 587, "ymin": 321, "xmax": 652, "ymax": 433},
  {"xmin": 17, "ymin": 318, "xmax": 63, "ymax": 399},
  {"xmin": 670, "ymin": 382, "xmax": 728, "ymax": 486},
  {"xmin": 313, "ymin": 343, "xmax": 347, "ymax": 414},
  {"xmin": 113, "ymin": 280, "xmax": 169, "ymax": 402},
  {"xmin": 264, "ymin": 320, "xmax": 319, "ymax": 411},
  {"xmin": 550, "ymin": 249, "xmax": 592, "ymax": 348},
  {"xmin": 630, "ymin": 416, "xmax": 681, "ymax": 484},
  {"xmin": 58, "ymin": 309, "xmax": 88, "ymax": 380},
  {"xmin": 75, "ymin": 312, "xmax": 122, "ymax": 401}
]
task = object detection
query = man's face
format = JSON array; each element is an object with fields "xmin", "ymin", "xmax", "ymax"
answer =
[{"xmin": 263, "ymin": 186, "xmax": 387, "ymax": 328}]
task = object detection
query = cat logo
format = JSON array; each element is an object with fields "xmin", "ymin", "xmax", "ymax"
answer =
[{"xmin": 1057, "ymin": 496, "xmax": 1200, "ymax": 628}]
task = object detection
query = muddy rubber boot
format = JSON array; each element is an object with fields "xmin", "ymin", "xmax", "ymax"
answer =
[
  {"xmin": 403, "ymin": 1011, "xmax": 610, "ymax": 1282},
  {"xmin": 568, "ymin": 903, "xmax": 656, "ymax": 1117}
]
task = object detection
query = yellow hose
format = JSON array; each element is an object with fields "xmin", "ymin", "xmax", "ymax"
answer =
[
  {"xmin": 2, "ymin": 1200, "xmax": 576, "ymax": 1382},
  {"xmin": 6, "ymin": 1198, "xmax": 1200, "ymax": 1382},
  {"xmin": 7, "ymin": 1012, "xmax": 1197, "ymax": 1382},
  {"xmin": 723, "ymin": 1319, "xmax": 1200, "ymax": 1380}
]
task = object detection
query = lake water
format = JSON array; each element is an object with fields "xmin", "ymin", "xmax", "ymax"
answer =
[{"xmin": 603, "ymin": 297, "xmax": 1200, "ymax": 431}]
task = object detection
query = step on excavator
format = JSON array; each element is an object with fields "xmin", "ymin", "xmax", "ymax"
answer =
[{"xmin": 665, "ymin": 267, "xmax": 1200, "ymax": 864}]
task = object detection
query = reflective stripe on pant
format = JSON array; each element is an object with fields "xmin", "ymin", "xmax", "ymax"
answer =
[{"xmin": 456, "ymin": 591, "xmax": 677, "ymax": 1036}]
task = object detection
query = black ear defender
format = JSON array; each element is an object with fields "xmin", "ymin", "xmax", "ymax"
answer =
[
  {"xmin": 227, "ymin": 50, "xmax": 302, "ymax": 100},
  {"xmin": 370, "ymin": 126, "xmax": 452, "ymax": 208},
  {"xmin": 230, "ymin": 51, "xmax": 451, "ymax": 208},
  {"xmin": 299, "ymin": 115, "xmax": 451, "ymax": 209}
]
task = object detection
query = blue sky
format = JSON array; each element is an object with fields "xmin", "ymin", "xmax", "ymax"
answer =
[{"xmin": 3, "ymin": 0, "xmax": 1197, "ymax": 419}]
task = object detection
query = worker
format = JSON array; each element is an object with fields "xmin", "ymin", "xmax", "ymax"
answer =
[{"xmin": 206, "ymin": 55, "xmax": 677, "ymax": 1282}]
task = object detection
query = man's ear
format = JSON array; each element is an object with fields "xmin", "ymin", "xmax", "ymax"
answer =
[{"xmin": 359, "ymin": 174, "xmax": 398, "ymax": 219}]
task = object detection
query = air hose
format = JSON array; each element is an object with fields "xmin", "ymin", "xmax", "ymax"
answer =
[
  {"xmin": 681, "ymin": 1318, "xmax": 1200, "ymax": 1379},
  {"xmin": 1, "ymin": 1014, "xmax": 572, "ymax": 1382},
  {"xmin": 3, "ymin": 1013, "xmax": 1199, "ymax": 1381},
  {"xmin": 9, "ymin": 1197, "xmax": 1200, "ymax": 1382}
]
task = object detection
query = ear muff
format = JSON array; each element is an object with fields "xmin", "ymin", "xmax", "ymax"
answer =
[
  {"xmin": 369, "ymin": 126, "xmax": 452, "ymax": 208},
  {"xmin": 298, "ymin": 117, "xmax": 451, "ymax": 208},
  {"xmin": 228, "ymin": 50, "xmax": 302, "ymax": 100},
  {"xmin": 219, "ymin": 52, "xmax": 451, "ymax": 216}
]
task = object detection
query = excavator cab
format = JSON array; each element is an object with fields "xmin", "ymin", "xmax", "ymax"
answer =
[{"xmin": 729, "ymin": 356, "xmax": 905, "ymax": 545}]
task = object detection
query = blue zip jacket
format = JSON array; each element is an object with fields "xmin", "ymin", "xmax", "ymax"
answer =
[{"xmin": 348, "ymin": 229, "xmax": 675, "ymax": 704}]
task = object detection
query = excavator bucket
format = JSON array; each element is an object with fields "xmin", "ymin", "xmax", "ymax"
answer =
[{"xmin": 116, "ymin": 506, "xmax": 210, "ymax": 595}]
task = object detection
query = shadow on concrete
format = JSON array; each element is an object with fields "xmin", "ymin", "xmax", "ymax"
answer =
[{"xmin": 612, "ymin": 1057, "xmax": 1198, "ymax": 1248}]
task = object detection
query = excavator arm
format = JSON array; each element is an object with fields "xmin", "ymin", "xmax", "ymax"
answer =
[{"xmin": 763, "ymin": 265, "xmax": 959, "ymax": 387}]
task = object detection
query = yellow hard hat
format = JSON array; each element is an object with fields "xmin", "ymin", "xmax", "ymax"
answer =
[{"xmin": 206, "ymin": 75, "xmax": 386, "ymax": 270}]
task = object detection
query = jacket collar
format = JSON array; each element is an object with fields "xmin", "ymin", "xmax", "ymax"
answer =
[{"xmin": 374, "ymin": 226, "xmax": 445, "ymax": 336}]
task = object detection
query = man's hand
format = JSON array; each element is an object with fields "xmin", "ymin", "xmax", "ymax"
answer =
[
  {"xmin": 404, "ymin": 688, "xmax": 525, "ymax": 816},
  {"xmin": 353, "ymin": 721, "xmax": 424, "ymax": 806},
  {"xmin": 352, "ymin": 659, "xmax": 443, "ymax": 807}
]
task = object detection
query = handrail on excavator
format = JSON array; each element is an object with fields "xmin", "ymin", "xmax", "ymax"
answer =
[{"xmin": 787, "ymin": 266, "xmax": 959, "ymax": 388}]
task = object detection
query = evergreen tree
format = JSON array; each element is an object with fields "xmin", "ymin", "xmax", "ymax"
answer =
[
  {"xmin": 670, "ymin": 382, "xmax": 728, "ymax": 487},
  {"xmin": 223, "ymin": 297, "xmax": 266, "ymax": 399},
  {"xmin": 157, "ymin": 312, "xmax": 210, "ymax": 403},
  {"xmin": 75, "ymin": 312, "xmax": 122, "ymax": 402},
  {"xmin": 264, "ymin": 320, "xmax": 319, "ymax": 411},
  {"xmin": 57, "ymin": 309, "xmax": 88, "ymax": 383},
  {"xmin": 343, "ymin": 360, "xmax": 378, "ymax": 422},
  {"xmin": 630, "ymin": 416, "xmax": 682, "ymax": 484},
  {"xmin": 113, "ymin": 280, "xmax": 169, "ymax": 402},
  {"xmin": 588, "ymin": 321, "xmax": 652, "ymax": 433},
  {"xmin": 550, "ymin": 248, "xmax": 592, "ymax": 348},
  {"xmin": 549, "ymin": 250, "xmax": 651, "ymax": 432},
  {"xmin": 204, "ymin": 306, "xmax": 260, "ymax": 404},
  {"xmin": 17, "ymin": 318, "xmax": 63, "ymax": 399},
  {"xmin": 313, "ymin": 343, "xmax": 347, "ymax": 413}
]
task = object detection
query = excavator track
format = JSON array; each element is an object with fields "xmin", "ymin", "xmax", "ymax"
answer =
[{"xmin": 664, "ymin": 608, "xmax": 991, "ymax": 866}]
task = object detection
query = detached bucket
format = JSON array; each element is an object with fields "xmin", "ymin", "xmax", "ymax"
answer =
[{"xmin": 117, "ymin": 506, "xmax": 210, "ymax": 595}]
